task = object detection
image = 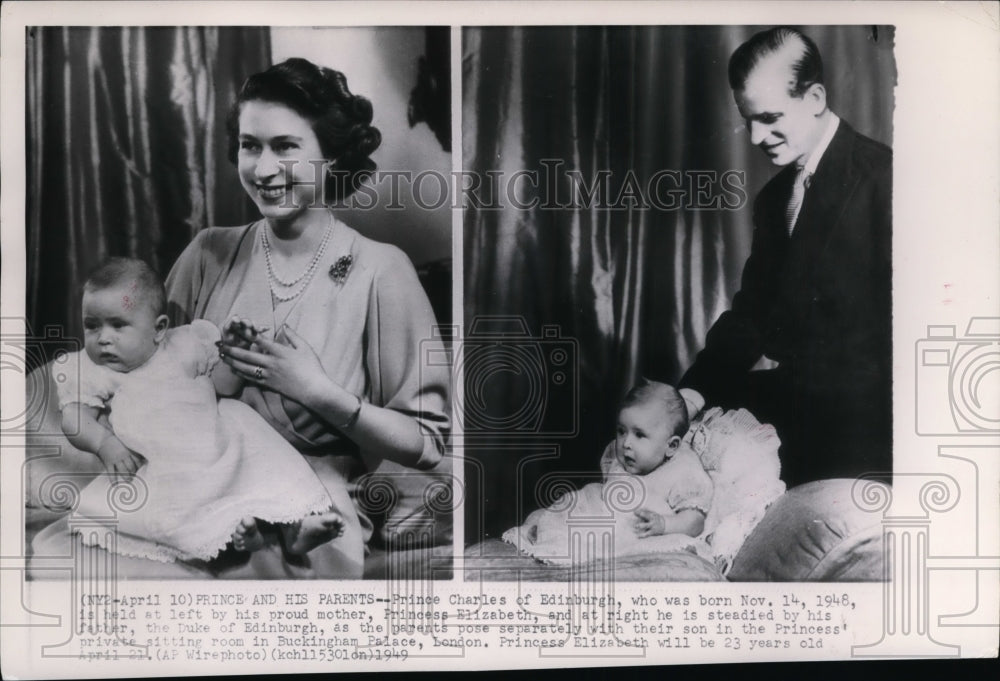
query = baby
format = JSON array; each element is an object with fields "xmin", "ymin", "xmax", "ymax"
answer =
[
  {"xmin": 503, "ymin": 379, "xmax": 713, "ymax": 563},
  {"xmin": 606, "ymin": 379, "xmax": 712, "ymax": 539},
  {"xmin": 56, "ymin": 257, "xmax": 344, "ymax": 562}
]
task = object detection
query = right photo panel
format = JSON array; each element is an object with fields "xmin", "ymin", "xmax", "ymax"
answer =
[{"xmin": 461, "ymin": 25, "xmax": 896, "ymax": 581}]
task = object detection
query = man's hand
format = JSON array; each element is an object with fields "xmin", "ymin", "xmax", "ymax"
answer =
[
  {"xmin": 633, "ymin": 508, "xmax": 667, "ymax": 537},
  {"xmin": 97, "ymin": 437, "xmax": 145, "ymax": 481},
  {"xmin": 679, "ymin": 388, "xmax": 705, "ymax": 420}
]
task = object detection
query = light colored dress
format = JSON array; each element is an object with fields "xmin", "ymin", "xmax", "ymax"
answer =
[
  {"xmin": 163, "ymin": 218, "xmax": 451, "ymax": 577},
  {"xmin": 56, "ymin": 321, "xmax": 333, "ymax": 563},
  {"xmin": 503, "ymin": 440, "xmax": 713, "ymax": 565}
]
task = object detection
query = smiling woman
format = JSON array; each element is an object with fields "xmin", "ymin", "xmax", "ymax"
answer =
[
  {"xmin": 237, "ymin": 100, "xmax": 330, "ymax": 214},
  {"xmin": 234, "ymin": 99, "xmax": 340, "ymax": 300},
  {"xmin": 28, "ymin": 57, "xmax": 452, "ymax": 580},
  {"xmin": 160, "ymin": 58, "xmax": 451, "ymax": 577}
]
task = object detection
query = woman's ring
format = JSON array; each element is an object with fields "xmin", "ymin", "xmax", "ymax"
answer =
[{"xmin": 254, "ymin": 366, "xmax": 264, "ymax": 380}]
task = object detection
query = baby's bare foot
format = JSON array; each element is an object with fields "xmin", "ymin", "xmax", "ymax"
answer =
[
  {"xmin": 232, "ymin": 517, "xmax": 265, "ymax": 553},
  {"xmin": 282, "ymin": 511, "xmax": 345, "ymax": 556}
]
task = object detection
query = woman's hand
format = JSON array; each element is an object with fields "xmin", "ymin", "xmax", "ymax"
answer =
[
  {"xmin": 222, "ymin": 324, "xmax": 429, "ymax": 469},
  {"xmin": 219, "ymin": 324, "xmax": 330, "ymax": 406},
  {"xmin": 221, "ymin": 316, "xmax": 268, "ymax": 351}
]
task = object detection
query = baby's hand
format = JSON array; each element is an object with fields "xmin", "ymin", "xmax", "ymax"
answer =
[
  {"xmin": 97, "ymin": 438, "xmax": 145, "ymax": 481},
  {"xmin": 633, "ymin": 508, "xmax": 666, "ymax": 538},
  {"xmin": 221, "ymin": 316, "xmax": 268, "ymax": 351}
]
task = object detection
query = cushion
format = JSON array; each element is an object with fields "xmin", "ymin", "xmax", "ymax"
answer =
[
  {"xmin": 23, "ymin": 364, "xmax": 104, "ymax": 511},
  {"xmin": 359, "ymin": 455, "xmax": 455, "ymax": 550},
  {"xmin": 727, "ymin": 478, "xmax": 886, "ymax": 581},
  {"xmin": 363, "ymin": 543, "xmax": 454, "ymax": 580}
]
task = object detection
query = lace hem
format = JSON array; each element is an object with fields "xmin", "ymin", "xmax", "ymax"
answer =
[
  {"xmin": 501, "ymin": 526, "xmax": 708, "ymax": 567},
  {"xmin": 77, "ymin": 526, "xmax": 193, "ymax": 563},
  {"xmin": 75, "ymin": 489, "xmax": 335, "ymax": 563},
  {"xmin": 500, "ymin": 527, "xmax": 560, "ymax": 565}
]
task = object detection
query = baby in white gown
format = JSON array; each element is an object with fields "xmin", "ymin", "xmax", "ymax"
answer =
[
  {"xmin": 504, "ymin": 380, "xmax": 713, "ymax": 564},
  {"xmin": 56, "ymin": 257, "xmax": 344, "ymax": 562}
]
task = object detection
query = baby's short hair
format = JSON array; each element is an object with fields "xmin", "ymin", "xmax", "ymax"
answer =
[
  {"xmin": 619, "ymin": 378, "xmax": 689, "ymax": 437},
  {"xmin": 84, "ymin": 257, "xmax": 166, "ymax": 316}
]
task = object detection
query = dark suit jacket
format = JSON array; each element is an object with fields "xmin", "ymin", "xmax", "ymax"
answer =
[{"xmin": 681, "ymin": 120, "xmax": 892, "ymax": 465}]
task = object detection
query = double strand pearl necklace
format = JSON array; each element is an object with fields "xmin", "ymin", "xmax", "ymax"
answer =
[{"xmin": 261, "ymin": 215, "xmax": 334, "ymax": 303}]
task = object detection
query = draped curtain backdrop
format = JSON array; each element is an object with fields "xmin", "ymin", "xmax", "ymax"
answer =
[
  {"xmin": 463, "ymin": 26, "xmax": 895, "ymax": 541},
  {"xmin": 26, "ymin": 27, "xmax": 271, "ymax": 363}
]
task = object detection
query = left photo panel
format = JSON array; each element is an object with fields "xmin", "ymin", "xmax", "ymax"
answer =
[{"xmin": 22, "ymin": 26, "xmax": 455, "ymax": 580}]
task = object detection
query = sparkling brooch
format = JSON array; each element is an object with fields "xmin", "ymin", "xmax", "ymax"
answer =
[{"xmin": 329, "ymin": 254, "xmax": 353, "ymax": 285}]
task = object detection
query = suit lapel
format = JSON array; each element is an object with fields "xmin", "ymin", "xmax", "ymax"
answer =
[{"xmin": 782, "ymin": 122, "xmax": 861, "ymax": 290}]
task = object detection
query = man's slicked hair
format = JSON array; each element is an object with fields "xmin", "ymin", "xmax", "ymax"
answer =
[{"xmin": 728, "ymin": 26, "xmax": 824, "ymax": 97}]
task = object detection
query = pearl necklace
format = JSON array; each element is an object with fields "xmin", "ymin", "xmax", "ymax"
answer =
[{"xmin": 261, "ymin": 216, "xmax": 334, "ymax": 302}]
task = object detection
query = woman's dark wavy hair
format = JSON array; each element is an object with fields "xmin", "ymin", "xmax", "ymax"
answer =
[{"xmin": 226, "ymin": 58, "xmax": 382, "ymax": 203}]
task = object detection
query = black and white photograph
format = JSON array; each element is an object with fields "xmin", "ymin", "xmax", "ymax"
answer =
[
  {"xmin": 463, "ymin": 25, "xmax": 896, "ymax": 581},
  {"xmin": 1, "ymin": 1, "xmax": 997, "ymax": 675},
  {"xmin": 20, "ymin": 25, "xmax": 455, "ymax": 581}
]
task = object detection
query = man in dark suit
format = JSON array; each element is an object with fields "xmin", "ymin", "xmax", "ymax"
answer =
[{"xmin": 680, "ymin": 27, "xmax": 892, "ymax": 487}]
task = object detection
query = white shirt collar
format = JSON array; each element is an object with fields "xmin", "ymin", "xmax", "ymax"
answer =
[{"xmin": 800, "ymin": 113, "xmax": 840, "ymax": 176}]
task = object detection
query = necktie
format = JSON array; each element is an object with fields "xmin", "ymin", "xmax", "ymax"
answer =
[{"xmin": 785, "ymin": 166, "xmax": 810, "ymax": 236}]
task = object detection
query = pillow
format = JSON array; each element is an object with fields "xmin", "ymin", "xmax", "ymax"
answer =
[
  {"xmin": 359, "ymin": 455, "xmax": 455, "ymax": 550},
  {"xmin": 24, "ymin": 364, "xmax": 105, "ymax": 510},
  {"xmin": 727, "ymin": 478, "xmax": 886, "ymax": 581}
]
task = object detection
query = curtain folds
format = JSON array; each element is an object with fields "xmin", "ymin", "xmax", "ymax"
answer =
[
  {"xmin": 26, "ymin": 27, "xmax": 271, "ymax": 358},
  {"xmin": 463, "ymin": 26, "xmax": 896, "ymax": 540}
]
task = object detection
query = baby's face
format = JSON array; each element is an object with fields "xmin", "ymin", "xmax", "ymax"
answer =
[
  {"xmin": 614, "ymin": 401, "xmax": 680, "ymax": 475},
  {"xmin": 82, "ymin": 285, "xmax": 165, "ymax": 373}
]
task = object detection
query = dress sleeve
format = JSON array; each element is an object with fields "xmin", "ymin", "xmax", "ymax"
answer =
[
  {"xmin": 52, "ymin": 351, "xmax": 115, "ymax": 411},
  {"xmin": 665, "ymin": 449, "xmax": 714, "ymax": 517},
  {"xmin": 164, "ymin": 229, "xmax": 211, "ymax": 327},
  {"xmin": 366, "ymin": 246, "xmax": 451, "ymax": 470}
]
